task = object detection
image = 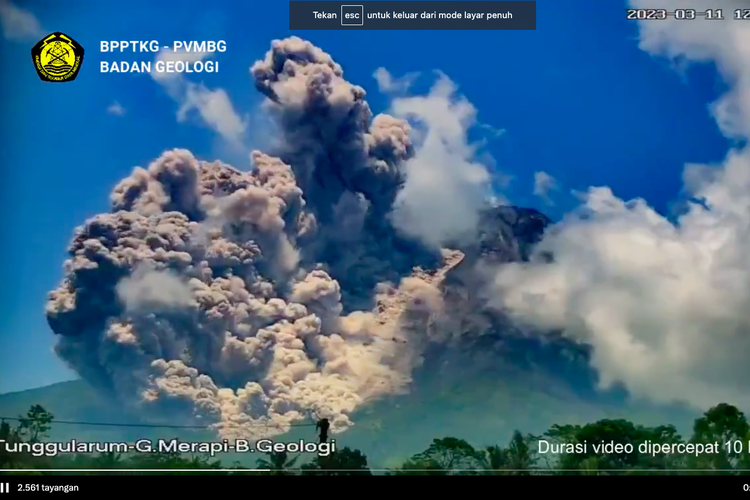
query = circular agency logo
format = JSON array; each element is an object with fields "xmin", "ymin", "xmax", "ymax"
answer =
[{"xmin": 31, "ymin": 32, "xmax": 85, "ymax": 82}]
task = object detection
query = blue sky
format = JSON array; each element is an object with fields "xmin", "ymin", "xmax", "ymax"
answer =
[{"xmin": 0, "ymin": 0, "xmax": 730, "ymax": 393}]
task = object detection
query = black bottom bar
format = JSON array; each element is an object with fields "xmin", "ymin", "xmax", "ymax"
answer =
[{"xmin": 2, "ymin": 474, "xmax": 750, "ymax": 496}]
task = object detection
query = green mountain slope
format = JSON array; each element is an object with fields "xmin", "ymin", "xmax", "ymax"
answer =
[
  {"xmin": 0, "ymin": 380, "xmax": 212, "ymax": 444},
  {"xmin": 0, "ymin": 375, "xmax": 700, "ymax": 469}
]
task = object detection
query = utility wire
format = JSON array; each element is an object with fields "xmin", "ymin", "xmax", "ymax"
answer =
[{"xmin": 0, "ymin": 416, "xmax": 316, "ymax": 429}]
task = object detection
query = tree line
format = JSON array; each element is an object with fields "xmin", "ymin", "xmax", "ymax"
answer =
[{"xmin": 2, "ymin": 403, "xmax": 750, "ymax": 475}]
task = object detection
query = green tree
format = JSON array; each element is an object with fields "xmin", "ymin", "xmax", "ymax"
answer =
[
  {"xmin": 540, "ymin": 423, "xmax": 586, "ymax": 473},
  {"xmin": 478, "ymin": 444, "xmax": 508, "ymax": 474},
  {"xmin": 638, "ymin": 424, "xmax": 686, "ymax": 472},
  {"xmin": 301, "ymin": 447, "xmax": 371, "ymax": 475},
  {"xmin": 256, "ymin": 451, "xmax": 299, "ymax": 475},
  {"xmin": 185, "ymin": 454, "xmax": 224, "ymax": 471},
  {"xmin": 126, "ymin": 451, "xmax": 187, "ymax": 472},
  {"xmin": 409, "ymin": 437, "xmax": 482, "ymax": 474},
  {"xmin": 17, "ymin": 405, "xmax": 54, "ymax": 444},
  {"xmin": 543, "ymin": 419, "xmax": 680, "ymax": 474},
  {"xmin": 689, "ymin": 403, "xmax": 749, "ymax": 473},
  {"xmin": 388, "ymin": 458, "xmax": 447, "ymax": 475},
  {"xmin": 0, "ymin": 420, "xmax": 22, "ymax": 468},
  {"xmin": 93, "ymin": 451, "xmax": 123, "ymax": 469},
  {"xmin": 504, "ymin": 430, "xmax": 536, "ymax": 473},
  {"xmin": 477, "ymin": 431, "xmax": 537, "ymax": 475}
]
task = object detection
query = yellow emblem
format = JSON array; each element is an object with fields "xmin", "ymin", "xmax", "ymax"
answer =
[{"xmin": 31, "ymin": 32, "xmax": 85, "ymax": 83}]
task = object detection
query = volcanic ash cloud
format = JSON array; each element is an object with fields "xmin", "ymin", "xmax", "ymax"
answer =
[{"xmin": 45, "ymin": 37, "xmax": 462, "ymax": 440}]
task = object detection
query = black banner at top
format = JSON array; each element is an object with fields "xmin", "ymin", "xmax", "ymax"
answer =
[{"xmin": 289, "ymin": 1, "xmax": 537, "ymax": 30}]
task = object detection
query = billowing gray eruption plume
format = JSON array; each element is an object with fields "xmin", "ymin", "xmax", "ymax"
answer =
[{"xmin": 46, "ymin": 37, "xmax": 478, "ymax": 440}]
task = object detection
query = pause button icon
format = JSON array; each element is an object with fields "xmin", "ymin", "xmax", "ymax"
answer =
[{"xmin": 0, "ymin": 482, "xmax": 8, "ymax": 494}]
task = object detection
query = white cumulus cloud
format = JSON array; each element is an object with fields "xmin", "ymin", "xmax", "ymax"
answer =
[
  {"xmin": 107, "ymin": 101, "xmax": 126, "ymax": 116},
  {"xmin": 0, "ymin": 0, "xmax": 43, "ymax": 42},
  {"xmin": 373, "ymin": 67, "xmax": 419, "ymax": 94},
  {"xmin": 533, "ymin": 171, "xmax": 559, "ymax": 204},
  {"xmin": 387, "ymin": 71, "xmax": 499, "ymax": 248},
  {"xmin": 151, "ymin": 48, "xmax": 246, "ymax": 145},
  {"xmin": 490, "ymin": 0, "xmax": 750, "ymax": 412}
]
